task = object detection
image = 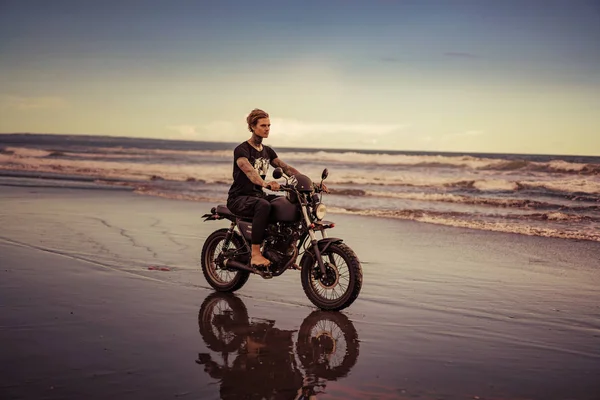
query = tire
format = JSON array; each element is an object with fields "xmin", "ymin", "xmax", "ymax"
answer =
[
  {"xmin": 301, "ymin": 242, "xmax": 362, "ymax": 311},
  {"xmin": 198, "ymin": 292, "xmax": 249, "ymax": 353},
  {"xmin": 296, "ymin": 310, "xmax": 360, "ymax": 380},
  {"xmin": 201, "ymin": 228, "xmax": 250, "ymax": 292}
]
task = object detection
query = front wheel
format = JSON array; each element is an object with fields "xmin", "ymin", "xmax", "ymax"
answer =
[
  {"xmin": 296, "ymin": 310, "xmax": 360, "ymax": 380},
  {"xmin": 201, "ymin": 228, "xmax": 250, "ymax": 292},
  {"xmin": 301, "ymin": 242, "xmax": 362, "ymax": 311}
]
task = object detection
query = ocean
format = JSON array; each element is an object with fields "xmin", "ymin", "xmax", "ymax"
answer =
[{"xmin": 1, "ymin": 133, "xmax": 599, "ymax": 242}]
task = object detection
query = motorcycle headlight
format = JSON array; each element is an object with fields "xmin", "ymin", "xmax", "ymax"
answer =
[{"xmin": 315, "ymin": 203, "xmax": 327, "ymax": 220}]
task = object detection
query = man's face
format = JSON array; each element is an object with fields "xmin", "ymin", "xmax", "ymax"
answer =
[{"xmin": 253, "ymin": 117, "xmax": 270, "ymax": 138}]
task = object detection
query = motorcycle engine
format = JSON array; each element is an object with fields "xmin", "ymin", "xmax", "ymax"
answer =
[{"xmin": 263, "ymin": 224, "xmax": 297, "ymax": 272}]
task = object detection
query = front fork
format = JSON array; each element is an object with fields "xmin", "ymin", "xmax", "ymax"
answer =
[{"xmin": 301, "ymin": 205, "xmax": 330, "ymax": 276}]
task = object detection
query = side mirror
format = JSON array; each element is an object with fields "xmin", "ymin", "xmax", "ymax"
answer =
[
  {"xmin": 273, "ymin": 167, "xmax": 283, "ymax": 179},
  {"xmin": 321, "ymin": 168, "xmax": 329, "ymax": 180}
]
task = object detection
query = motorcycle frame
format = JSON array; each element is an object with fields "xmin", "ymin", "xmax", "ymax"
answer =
[{"xmin": 204, "ymin": 188, "xmax": 338, "ymax": 278}]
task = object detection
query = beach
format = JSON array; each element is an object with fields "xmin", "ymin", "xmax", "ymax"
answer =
[{"xmin": 1, "ymin": 184, "xmax": 599, "ymax": 400}]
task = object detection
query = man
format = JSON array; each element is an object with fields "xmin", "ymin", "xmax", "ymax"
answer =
[{"xmin": 226, "ymin": 108, "xmax": 303, "ymax": 268}]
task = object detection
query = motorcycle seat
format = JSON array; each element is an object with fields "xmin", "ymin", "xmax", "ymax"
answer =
[{"xmin": 216, "ymin": 205, "xmax": 252, "ymax": 221}]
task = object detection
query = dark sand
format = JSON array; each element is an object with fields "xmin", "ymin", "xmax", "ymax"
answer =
[{"xmin": 1, "ymin": 185, "xmax": 599, "ymax": 399}]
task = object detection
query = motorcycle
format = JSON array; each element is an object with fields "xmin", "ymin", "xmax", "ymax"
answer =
[
  {"xmin": 201, "ymin": 167, "xmax": 363, "ymax": 311},
  {"xmin": 196, "ymin": 292, "xmax": 360, "ymax": 399}
]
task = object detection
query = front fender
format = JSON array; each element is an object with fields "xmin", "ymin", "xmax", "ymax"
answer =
[{"xmin": 299, "ymin": 238, "xmax": 343, "ymax": 267}]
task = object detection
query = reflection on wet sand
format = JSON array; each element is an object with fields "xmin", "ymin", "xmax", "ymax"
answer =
[{"xmin": 196, "ymin": 292, "xmax": 359, "ymax": 399}]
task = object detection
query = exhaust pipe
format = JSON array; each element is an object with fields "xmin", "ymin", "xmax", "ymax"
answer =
[
  {"xmin": 224, "ymin": 259, "xmax": 272, "ymax": 279},
  {"xmin": 224, "ymin": 259, "xmax": 253, "ymax": 272}
]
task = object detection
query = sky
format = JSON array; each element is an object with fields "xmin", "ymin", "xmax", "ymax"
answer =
[{"xmin": 0, "ymin": 0, "xmax": 599, "ymax": 155}]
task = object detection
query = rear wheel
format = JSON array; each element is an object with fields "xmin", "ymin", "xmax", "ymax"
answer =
[
  {"xmin": 198, "ymin": 292, "xmax": 249, "ymax": 352},
  {"xmin": 301, "ymin": 242, "xmax": 362, "ymax": 311},
  {"xmin": 201, "ymin": 228, "xmax": 250, "ymax": 292}
]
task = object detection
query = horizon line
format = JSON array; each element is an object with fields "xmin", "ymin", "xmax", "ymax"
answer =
[{"xmin": 0, "ymin": 131, "xmax": 598, "ymax": 159}]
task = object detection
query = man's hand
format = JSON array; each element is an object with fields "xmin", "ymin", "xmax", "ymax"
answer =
[
  {"xmin": 264, "ymin": 181, "xmax": 281, "ymax": 191},
  {"xmin": 314, "ymin": 182, "xmax": 329, "ymax": 193}
]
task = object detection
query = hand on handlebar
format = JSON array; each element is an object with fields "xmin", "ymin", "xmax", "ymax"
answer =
[
  {"xmin": 314, "ymin": 182, "xmax": 330, "ymax": 193},
  {"xmin": 265, "ymin": 181, "xmax": 281, "ymax": 191}
]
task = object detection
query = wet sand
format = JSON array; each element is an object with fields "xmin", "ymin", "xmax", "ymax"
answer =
[{"xmin": 1, "ymin": 185, "xmax": 599, "ymax": 399}]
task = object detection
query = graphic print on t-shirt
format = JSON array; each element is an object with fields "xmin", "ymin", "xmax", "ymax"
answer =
[
  {"xmin": 228, "ymin": 142, "xmax": 278, "ymax": 198},
  {"xmin": 253, "ymin": 157, "xmax": 270, "ymax": 178}
]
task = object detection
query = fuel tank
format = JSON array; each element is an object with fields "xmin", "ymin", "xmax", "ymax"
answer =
[
  {"xmin": 293, "ymin": 174, "xmax": 314, "ymax": 193},
  {"xmin": 270, "ymin": 196, "xmax": 300, "ymax": 222}
]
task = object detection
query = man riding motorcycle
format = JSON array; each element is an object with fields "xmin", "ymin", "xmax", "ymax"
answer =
[{"xmin": 226, "ymin": 108, "xmax": 327, "ymax": 268}]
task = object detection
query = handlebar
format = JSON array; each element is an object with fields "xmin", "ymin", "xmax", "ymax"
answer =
[
  {"xmin": 277, "ymin": 184, "xmax": 295, "ymax": 192},
  {"xmin": 267, "ymin": 183, "xmax": 324, "ymax": 193}
]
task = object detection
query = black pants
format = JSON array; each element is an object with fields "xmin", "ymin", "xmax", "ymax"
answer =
[{"xmin": 227, "ymin": 195, "xmax": 278, "ymax": 245}]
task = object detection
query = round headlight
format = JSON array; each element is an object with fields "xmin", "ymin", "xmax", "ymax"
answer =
[{"xmin": 315, "ymin": 203, "xmax": 327, "ymax": 220}]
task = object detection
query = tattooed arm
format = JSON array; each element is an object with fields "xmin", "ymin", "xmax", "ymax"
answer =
[
  {"xmin": 271, "ymin": 157, "xmax": 329, "ymax": 192},
  {"xmin": 271, "ymin": 157, "xmax": 300, "ymax": 176},
  {"xmin": 237, "ymin": 157, "xmax": 280, "ymax": 190}
]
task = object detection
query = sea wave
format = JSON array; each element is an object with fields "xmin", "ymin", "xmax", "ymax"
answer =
[
  {"xmin": 0, "ymin": 153, "xmax": 231, "ymax": 183},
  {"xmin": 330, "ymin": 189, "xmax": 600, "ymax": 212},
  {"xmin": 327, "ymin": 207, "xmax": 600, "ymax": 242},
  {"xmin": 332, "ymin": 178, "xmax": 600, "ymax": 198},
  {"xmin": 443, "ymin": 179, "xmax": 520, "ymax": 191},
  {"xmin": 83, "ymin": 147, "xmax": 233, "ymax": 159},
  {"xmin": 517, "ymin": 180, "xmax": 600, "ymax": 199},
  {"xmin": 101, "ymin": 183, "xmax": 600, "ymax": 242},
  {"xmin": 2, "ymin": 152, "xmax": 600, "ymax": 201},
  {"xmin": 122, "ymin": 185, "xmax": 600, "ymax": 226},
  {"xmin": 278, "ymin": 151, "xmax": 600, "ymax": 175},
  {"xmin": 3, "ymin": 145, "xmax": 598, "ymax": 176},
  {"xmin": 1, "ymin": 146, "xmax": 233, "ymax": 159},
  {"xmin": 1, "ymin": 147, "xmax": 53, "ymax": 158},
  {"xmin": 3, "ymin": 135, "xmax": 599, "ymax": 244},
  {"xmin": 316, "ymin": 175, "xmax": 527, "ymax": 192},
  {"xmin": 2, "ymin": 166, "xmax": 599, "ymax": 243}
]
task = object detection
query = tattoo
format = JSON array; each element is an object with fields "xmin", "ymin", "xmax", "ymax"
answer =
[
  {"xmin": 272, "ymin": 158, "xmax": 299, "ymax": 176},
  {"xmin": 248, "ymin": 136, "xmax": 263, "ymax": 147},
  {"xmin": 237, "ymin": 157, "xmax": 265, "ymax": 186}
]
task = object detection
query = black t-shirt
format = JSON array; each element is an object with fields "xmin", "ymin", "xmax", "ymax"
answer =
[{"xmin": 228, "ymin": 141, "xmax": 278, "ymax": 198}]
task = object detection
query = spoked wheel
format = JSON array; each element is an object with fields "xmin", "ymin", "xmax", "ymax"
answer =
[
  {"xmin": 296, "ymin": 310, "xmax": 360, "ymax": 380},
  {"xmin": 198, "ymin": 292, "xmax": 249, "ymax": 353},
  {"xmin": 201, "ymin": 228, "xmax": 250, "ymax": 292},
  {"xmin": 300, "ymin": 242, "xmax": 362, "ymax": 311}
]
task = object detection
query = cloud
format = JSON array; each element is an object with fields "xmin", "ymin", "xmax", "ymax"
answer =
[
  {"xmin": 267, "ymin": 118, "xmax": 412, "ymax": 148},
  {"xmin": 444, "ymin": 52, "xmax": 478, "ymax": 58},
  {"xmin": 167, "ymin": 118, "xmax": 412, "ymax": 149},
  {"xmin": 270, "ymin": 118, "xmax": 409, "ymax": 137},
  {"xmin": 0, "ymin": 95, "xmax": 68, "ymax": 110},
  {"xmin": 167, "ymin": 120, "xmax": 239, "ymax": 142},
  {"xmin": 167, "ymin": 125, "xmax": 199, "ymax": 138},
  {"xmin": 457, "ymin": 130, "xmax": 485, "ymax": 137}
]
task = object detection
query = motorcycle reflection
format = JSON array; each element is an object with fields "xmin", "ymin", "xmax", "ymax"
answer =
[{"xmin": 196, "ymin": 292, "xmax": 360, "ymax": 399}]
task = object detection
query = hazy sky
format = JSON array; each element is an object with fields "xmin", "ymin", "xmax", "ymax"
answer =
[{"xmin": 1, "ymin": 0, "xmax": 599, "ymax": 155}]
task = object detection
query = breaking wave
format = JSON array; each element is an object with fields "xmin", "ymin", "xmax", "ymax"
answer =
[
  {"xmin": 330, "ymin": 189, "xmax": 600, "ymax": 212},
  {"xmin": 3, "ymin": 145, "xmax": 599, "ymax": 175},
  {"xmin": 2, "ymin": 135, "xmax": 600, "ymax": 243},
  {"xmin": 2, "ymin": 150, "xmax": 599, "ymax": 201},
  {"xmin": 327, "ymin": 207, "xmax": 600, "ymax": 242}
]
